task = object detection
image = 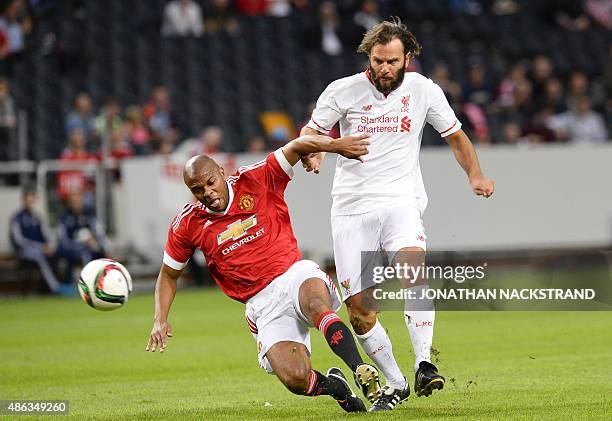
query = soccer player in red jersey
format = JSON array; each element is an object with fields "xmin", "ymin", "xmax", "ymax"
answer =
[{"xmin": 146, "ymin": 134, "xmax": 382, "ymax": 412}]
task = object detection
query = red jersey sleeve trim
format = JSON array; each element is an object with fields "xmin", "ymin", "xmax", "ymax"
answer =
[
  {"xmin": 306, "ymin": 118, "xmax": 331, "ymax": 135},
  {"xmin": 440, "ymin": 120, "xmax": 461, "ymax": 136}
]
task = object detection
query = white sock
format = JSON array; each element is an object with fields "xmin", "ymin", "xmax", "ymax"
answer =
[
  {"xmin": 355, "ymin": 320, "xmax": 407, "ymax": 390},
  {"xmin": 404, "ymin": 284, "xmax": 435, "ymax": 372}
]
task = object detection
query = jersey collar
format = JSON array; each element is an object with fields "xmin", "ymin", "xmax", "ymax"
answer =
[{"xmin": 204, "ymin": 180, "xmax": 234, "ymax": 216}]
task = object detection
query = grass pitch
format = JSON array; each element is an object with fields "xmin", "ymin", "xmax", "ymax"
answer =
[{"xmin": 1, "ymin": 288, "xmax": 611, "ymax": 420}]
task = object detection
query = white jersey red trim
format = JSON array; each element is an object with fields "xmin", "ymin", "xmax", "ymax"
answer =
[{"xmin": 307, "ymin": 71, "xmax": 461, "ymax": 216}]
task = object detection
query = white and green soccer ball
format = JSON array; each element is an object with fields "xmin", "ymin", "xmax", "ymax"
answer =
[{"xmin": 78, "ymin": 258, "xmax": 133, "ymax": 311}]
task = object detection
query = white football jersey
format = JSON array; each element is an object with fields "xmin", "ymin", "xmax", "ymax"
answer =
[{"xmin": 307, "ymin": 70, "xmax": 461, "ymax": 216}]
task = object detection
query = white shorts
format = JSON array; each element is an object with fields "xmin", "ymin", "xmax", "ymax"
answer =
[
  {"xmin": 245, "ymin": 260, "xmax": 342, "ymax": 373},
  {"xmin": 332, "ymin": 203, "xmax": 426, "ymax": 300}
]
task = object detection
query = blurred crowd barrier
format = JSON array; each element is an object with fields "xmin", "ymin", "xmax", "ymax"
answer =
[{"xmin": 1, "ymin": 144, "xmax": 612, "ymax": 267}]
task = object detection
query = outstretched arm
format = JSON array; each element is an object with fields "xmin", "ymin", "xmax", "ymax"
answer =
[
  {"xmin": 146, "ymin": 263, "xmax": 182, "ymax": 353},
  {"xmin": 281, "ymin": 133, "xmax": 369, "ymax": 167},
  {"xmin": 299, "ymin": 126, "xmax": 327, "ymax": 174},
  {"xmin": 445, "ymin": 129, "xmax": 495, "ymax": 198}
]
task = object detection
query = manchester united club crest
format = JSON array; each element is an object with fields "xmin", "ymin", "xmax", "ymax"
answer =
[
  {"xmin": 239, "ymin": 194, "xmax": 255, "ymax": 211},
  {"xmin": 401, "ymin": 95, "xmax": 410, "ymax": 112}
]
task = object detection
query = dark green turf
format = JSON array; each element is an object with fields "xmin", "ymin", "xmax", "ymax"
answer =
[{"xmin": 1, "ymin": 288, "xmax": 611, "ymax": 420}]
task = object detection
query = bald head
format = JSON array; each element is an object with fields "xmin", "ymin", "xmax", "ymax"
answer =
[
  {"xmin": 183, "ymin": 154, "xmax": 228, "ymax": 212},
  {"xmin": 183, "ymin": 155, "xmax": 218, "ymax": 184}
]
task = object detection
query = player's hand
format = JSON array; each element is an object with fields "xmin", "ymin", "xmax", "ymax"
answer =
[
  {"xmin": 301, "ymin": 152, "xmax": 323, "ymax": 174},
  {"xmin": 470, "ymin": 175, "xmax": 495, "ymax": 198},
  {"xmin": 146, "ymin": 320, "xmax": 173, "ymax": 353},
  {"xmin": 335, "ymin": 134, "xmax": 370, "ymax": 162}
]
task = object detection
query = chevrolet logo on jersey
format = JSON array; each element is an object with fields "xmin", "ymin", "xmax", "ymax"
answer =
[{"xmin": 217, "ymin": 215, "xmax": 257, "ymax": 245}]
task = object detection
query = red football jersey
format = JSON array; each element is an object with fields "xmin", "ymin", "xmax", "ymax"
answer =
[{"xmin": 163, "ymin": 149, "xmax": 302, "ymax": 302}]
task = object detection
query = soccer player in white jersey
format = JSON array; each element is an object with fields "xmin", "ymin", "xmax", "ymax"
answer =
[{"xmin": 301, "ymin": 18, "xmax": 495, "ymax": 411}]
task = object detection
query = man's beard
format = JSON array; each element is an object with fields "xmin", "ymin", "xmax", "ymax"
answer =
[{"xmin": 370, "ymin": 64, "xmax": 405, "ymax": 95}]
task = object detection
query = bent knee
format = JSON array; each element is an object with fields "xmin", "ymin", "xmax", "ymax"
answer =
[
  {"xmin": 347, "ymin": 306, "xmax": 377, "ymax": 334},
  {"xmin": 278, "ymin": 365, "xmax": 311, "ymax": 395}
]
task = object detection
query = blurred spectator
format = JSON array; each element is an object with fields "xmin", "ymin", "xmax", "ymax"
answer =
[
  {"xmin": 529, "ymin": 55, "xmax": 554, "ymax": 101},
  {"xmin": 538, "ymin": 78, "xmax": 567, "ymax": 113},
  {"xmin": 462, "ymin": 102, "xmax": 491, "ymax": 145},
  {"xmin": 461, "ymin": 58, "xmax": 493, "ymax": 144},
  {"xmin": 124, "ymin": 106, "xmax": 151, "ymax": 155},
  {"xmin": 565, "ymin": 71, "xmax": 589, "ymax": 112},
  {"xmin": 0, "ymin": 28, "xmax": 8, "ymax": 61},
  {"xmin": 500, "ymin": 121, "xmax": 528, "ymax": 145},
  {"xmin": 446, "ymin": 0, "xmax": 483, "ymax": 15},
  {"xmin": 269, "ymin": 127, "xmax": 291, "ymax": 148},
  {"xmin": 246, "ymin": 135, "xmax": 268, "ymax": 153},
  {"xmin": 0, "ymin": 77, "xmax": 16, "ymax": 161},
  {"xmin": 175, "ymin": 126, "xmax": 224, "ymax": 156},
  {"xmin": 10, "ymin": 186, "xmax": 60, "ymax": 294},
  {"xmin": 156, "ymin": 140, "xmax": 175, "ymax": 155},
  {"xmin": 93, "ymin": 97, "xmax": 122, "ymax": 146},
  {"xmin": 548, "ymin": 96, "xmax": 609, "ymax": 143},
  {"xmin": 143, "ymin": 86, "xmax": 180, "ymax": 149},
  {"xmin": 491, "ymin": 0, "xmax": 520, "ymax": 15},
  {"xmin": 353, "ymin": 0, "xmax": 380, "ymax": 31},
  {"xmin": 267, "ymin": 0, "xmax": 292, "ymax": 17},
  {"xmin": 545, "ymin": 0, "xmax": 590, "ymax": 32},
  {"xmin": 108, "ymin": 126, "xmax": 134, "ymax": 160},
  {"xmin": 585, "ymin": 0, "xmax": 612, "ymax": 30},
  {"xmin": 56, "ymin": 191, "xmax": 110, "ymax": 285},
  {"xmin": 205, "ymin": 0, "xmax": 239, "ymax": 35},
  {"xmin": 430, "ymin": 62, "xmax": 462, "ymax": 103},
  {"xmin": 57, "ymin": 127, "xmax": 96, "ymax": 204},
  {"xmin": 65, "ymin": 92, "xmax": 96, "ymax": 148},
  {"xmin": 161, "ymin": 0, "xmax": 204, "ymax": 38},
  {"xmin": 292, "ymin": 0, "xmax": 311, "ymax": 13},
  {"xmin": 304, "ymin": 1, "xmax": 344, "ymax": 56},
  {"xmin": 462, "ymin": 58, "xmax": 494, "ymax": 106},
  {"xmin": 0, "ymin": 0, "xmax": 32, "ymax": 57},
  {"xmin": 235, "ymin": 0, "xmax": 267, "ymax": 16},
  {"xmin": 497, "ymin": 63, "xmax": 532, "ymax": 111},
  {"xmin": 524, "ymin": 107, "xmax": 557, "ymax": 143}
]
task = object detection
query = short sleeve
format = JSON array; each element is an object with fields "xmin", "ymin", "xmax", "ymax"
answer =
[
  {"xmin": 426, "ymin": 80, "xmax": 462, "ymax": 137},
  {"xmin": 306, "ymin": 81, "xmax": 344, "ymax": 135},
  {"xmin": 163, "ymin": 216, "xmax": 195, "ymax": 270},
  {"xmin": 262, "ymin": 149, "xmax": 293, "ymax": 192}
]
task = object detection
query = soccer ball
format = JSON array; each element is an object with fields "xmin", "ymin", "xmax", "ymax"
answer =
[{"xmin": 78, "ymin": 258, "xmax": 133, "ymax": 311}]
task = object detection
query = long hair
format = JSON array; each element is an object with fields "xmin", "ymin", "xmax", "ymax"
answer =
[{"xmin": 357, "ymin": 17, "xmax": 422, "ymax": 57}]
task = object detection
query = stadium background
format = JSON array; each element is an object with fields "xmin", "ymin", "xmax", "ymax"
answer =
[
  {"xmin": 0, "ymin": 1, "xmax": 611, "ymax": 419},
  {"xmin": 1, "ymin": 0, "xmax": 610, "ymax": 279}
]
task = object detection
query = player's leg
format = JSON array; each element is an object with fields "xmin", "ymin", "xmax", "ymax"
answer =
[
  {"xmin": 298, "ymin": 277, "xmax": 363, "ymax": 371},
  {"xmin": 19, "ymin": 247, "xmax": 61, "ymax": 293},
  {"xmin": 393, "ymin": 246, "xmax": 444, "ymax": 397},
  {"xmin": 55, "ymin": 245, "xmax": 81, "ymax": 287},
  {"xmin": 265, "ymin": 340, "xmax": 365, "ymax": 412},
  {"xmin": 246, "ymin": 265, "xmax": 366, "ymax": 412},
  {"xmin": 297, "ymin": 277, "xmax": 380, "ymax": 402},
  {"xmin": 332, "ymin": 212, "xmax": 408, "ymax": 406},
  {"xmin": 381, "ymin": 204, "xmax": 444, "ymax": 397},
  {"xmin": 345, "ymin": 290, "xmax": 410, "ymax": 410}
]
